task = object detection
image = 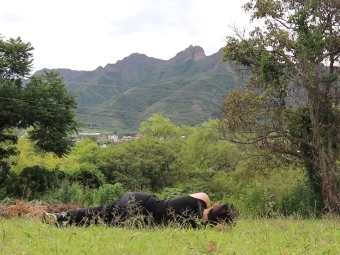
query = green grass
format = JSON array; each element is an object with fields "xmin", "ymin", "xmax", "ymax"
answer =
[{"xmin": 1, "ymin": 218, "xmax": 339, "ymax": 254}]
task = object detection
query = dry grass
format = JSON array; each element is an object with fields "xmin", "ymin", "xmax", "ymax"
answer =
[{"xmin": 0, "ymin": 199, "xmax": 82, "ymax": 220}]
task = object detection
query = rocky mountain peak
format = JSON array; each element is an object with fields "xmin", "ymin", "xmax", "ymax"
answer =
[
  {"xmin": 103, "ymin": 53, "xmax": 151, "ymax": 71},
  {"xmin": 171, "ymin": 45, "xmax": 206, "ymax": 65}
]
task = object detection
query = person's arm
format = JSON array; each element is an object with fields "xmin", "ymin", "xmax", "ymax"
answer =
[{"xmin": 189, "ymin": 192, "xmax": 210, "ymax": 208}]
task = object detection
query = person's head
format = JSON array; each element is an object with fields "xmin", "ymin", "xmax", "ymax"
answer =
[{"xmin": 207, "ymin": 203, "xmax": 238, "ymax": 225}]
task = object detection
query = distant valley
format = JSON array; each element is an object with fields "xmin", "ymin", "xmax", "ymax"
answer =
[{"xmin": 35, "ymin": 45, "xmax": 239, "ymax": 135}]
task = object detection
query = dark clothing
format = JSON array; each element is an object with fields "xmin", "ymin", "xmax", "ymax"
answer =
[{"xmin": 60, "ymin": 192, "xmax": 207, "ymax": 228}]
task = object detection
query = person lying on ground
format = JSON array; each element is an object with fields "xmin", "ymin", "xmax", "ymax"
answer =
[{"xmin": 42, "ymin": 192, "xmax": 238, "ymax": 229}]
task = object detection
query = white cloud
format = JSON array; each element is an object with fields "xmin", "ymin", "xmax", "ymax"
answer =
[{"xmin": 0, "ymin": 0, "xmax": 252, "ymax": 71}]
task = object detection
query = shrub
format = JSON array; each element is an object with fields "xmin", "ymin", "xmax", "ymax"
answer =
[
  {"xmin": 48, "ymin": 181, "xmax": 84, "ymax": 204},
  {"xmin": 80, "ymin": 186, "xmax": 99, "ymax": 206},
  {"xmin": 97, "ymin": 183, "xmax": 125, "ymax": 205},
  {"xmin": 279, "ymin": 182, "xmax": 323, "ymax": 218},
  {"xmin": 238, "ymin": 188, "xmax": 279, "ymax": 218},
  {"xmin": 156, "ymin": 187, "xmax": 187, "ymax": 200},
  {"xmin": 69, "ymin": 165, "xmax": 105, "ymax": 189},
  {"xmin": 18, "ymin": 166, "xmax": 61, "ymax": 200}
]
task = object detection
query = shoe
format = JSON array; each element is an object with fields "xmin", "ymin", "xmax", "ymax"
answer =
[{"xmin": 42, "ymin": 212, "xmax": 58, "ymax": 226}]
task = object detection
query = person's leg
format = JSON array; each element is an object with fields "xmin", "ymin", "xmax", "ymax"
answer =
[
  {"xmin": 42, "ymin": 211, "xmax": 60, "ymax": 226},
  {"xmin": 41, "ymin": 193, "xmax": 152, "ymax": 227},
  {"xmin": 42, "ymin": 205, "xmax": 109, "ymax": 227},
  {"xmin": 66, "ymin": 205, "xmax": 107, "ymax": 225},
  {"xmin": 108, "ymin": 192, "xmax": 154, "ymax": 226}
]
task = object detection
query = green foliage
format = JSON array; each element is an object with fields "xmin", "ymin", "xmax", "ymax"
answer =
[
  {"xmin": 25, "ymin": 71, "xmax": 80, "ymax": 157},
  {"xmin": 80, "ymin": 186, "xmax": 99, "ymax": 207},
  {"xmin": 0, "ymin": 171, "xmax": 19, "ymax": 199},
  {"xmin": 8, "ymin": 135, "xmax": 65, "ymax": 173},
  {"xmin": 155, "ymin": 187, "xmax": 187, "ymax": 200},
  {"xmin": 212, "ymin": 160, "xmax": 307, "ymax": 218},
  {"xmin": 0, "ymin": 187, "xmax": 6, "ymax": 200},
  {"xmin": 242, "ymin": 187, "xmax": 279, "ymax": 218},
  {"xmin": 259, "ymin": 52, "xmax": 283, "ymax": 84},
  {"xmin": 69, "ymin": 165, "xmax": 105, "ymax": 189},
  {"xmin": 0, "ymin": 37, "xmax": 33, "ymax": 81},
  {"xmin": 2, "ymin": 113, "xmax": 328, "ymax": 218},
  {"xmin": 97, "ymin": 183, "xmax": 125, "ymax": 205},
  {"xmin": 18, "ymin": 166, "xmax": 62, "ymax": 200},
  {"xmin": 140, "ymin": 114, "xmax": 179, "ymax": 138},
  {"xmin": 0, "ymin": 161, "xmax": 12, "ymax": 191},
  {"xmin": 99, "ymin": 136, "xmax": 180, "ymax": 191},
  {"xmin": 0, "ymin": 35, "xmax": 79, "ymax": 185},
  {"xmin": 222, "ymin": 0, "xmax": 340, "ymax": 212},
  {"xmin": 44, "ymin": 182, "xmax": 125, "ymax": 206},
  {"xmin": 178, "ymin": 120, "xmax": 242, "ymax": 194},
  {"xmin": 48, "ymin": 181, "xmax": 84, "ymax": 204},
  {"xmin": 280, "ymin": 182, "xmax": 323, "ymax": 218}
]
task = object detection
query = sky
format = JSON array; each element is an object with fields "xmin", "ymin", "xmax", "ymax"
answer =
[{"xmin": 1, "ymin": 0, "xmax": 253, "ymax": 72}]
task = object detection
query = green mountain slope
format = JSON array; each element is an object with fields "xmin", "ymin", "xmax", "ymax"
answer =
[{"xmin": 35, "ymin": 45, "xmax": 238, "ymax": 134}]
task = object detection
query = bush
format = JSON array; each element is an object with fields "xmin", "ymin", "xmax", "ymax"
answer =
[
  {"xmin": 69, "ymin": 165, "xmax": 105, "ymax": 189},
  {"xmin": 18, "ymin": 166, "xmax": 61, "ymax": 200},
  {"xmin": 81, "ymin": 186, "xmax": 99, "ymax": 206},
  {"xmin": 48, "ymin": 181, "xmax": 84, "ymax": 204},
  {"xmin": 0, "ymin": 171, "xmax": 20, "ymax": 199},
  {"xmin": 237, "ymin": 187, "xmax": 279, "ymax": 218},
  {"xmin": 279, "ymin": 183, "xmax": 323, "ymax": 218},
  {"xmin": 156, "ymin": 187, "xmax": 187, "ymax": 200},
  {"xmin": 97, "ymin": 183, "xmax": 125, "ymax": 205},
  {"xmin": 0, "ymin": 188, "xmax": 6, "ymax": 201}
]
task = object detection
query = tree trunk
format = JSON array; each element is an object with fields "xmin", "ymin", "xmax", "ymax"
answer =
[
  {"xmin": 316, "ymin": 128, "xmax": 340, "ymax": 212},
  {"xmin": 308, "ymin": 95, "xmax": 340, "ymax": 212},
  {"xmin": 320, "ymin": 159, "xmax": 340, "ymax": 213}
]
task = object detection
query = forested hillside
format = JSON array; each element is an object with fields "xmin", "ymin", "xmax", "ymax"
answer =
[{"xmin": 35, "ymin": 45, "xmax": 238, "ymax": 134}]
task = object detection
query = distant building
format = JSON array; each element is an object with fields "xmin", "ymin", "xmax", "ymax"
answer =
[
  {"xmin": 108, "ymin": 134, "xmax": 119, "ymax": 142},
  {"xmin": 134, "ymin": 134, "xmax": 142, "ymax": 139},
  {"xmin": 78, "ymin": 132, "xmax": 101, "ymax": 139},
  {"xmin": 122, "ymin": 135, "xmax": 132, "ymax": 141}
]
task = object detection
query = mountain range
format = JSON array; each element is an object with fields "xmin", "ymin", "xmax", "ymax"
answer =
[{"xmin": 35, "ymin": 45, "xmax": 239, "ymax": 135}]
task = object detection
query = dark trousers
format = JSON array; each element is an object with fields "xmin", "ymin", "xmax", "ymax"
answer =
[
  {"xmin": 61, "ymin": 192, "xmax": 155, "ymax": 226},
  {"xmin": 64, "ymin": 201, "xmax": 117, "ymax": 225}
]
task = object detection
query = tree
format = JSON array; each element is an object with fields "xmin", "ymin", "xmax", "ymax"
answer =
[
  {"xmin": 140, "ymin": 114, "xmax": 179, "ymax": 138},
  {"xmin": 220, "ymin": 0, "xmax": 340, "ymax": 212},
  {"xmin": 182, "ymin": 120, "xmax": 241, "ymax": 178},
  {"xmin": 0, "ymin": 36, "xmax": 79, "ymax": 184},
  {"xmin": 99, "ymin": 137, "xmax": 180, "ymax": 191}
]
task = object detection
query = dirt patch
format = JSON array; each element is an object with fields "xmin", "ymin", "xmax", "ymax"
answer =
[{"xmin": 0, "ymin": 199, "xmax": 83, "ymax": 220}]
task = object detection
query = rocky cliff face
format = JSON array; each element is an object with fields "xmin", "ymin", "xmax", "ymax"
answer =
[
  {"xmin": 100, "ymin": 53, "xmax": 168, "ymax": 80},
  {"xmin": 103, "ymin": 53, "xmax": 165, "ymax": 72},
  {"xmin": 98, "ymin": 46, "xmax": 207, "ymax": 80},
  {"xmin": 170, "ymin": 45, "xmax": 206, "ymax": 66},
  {"xmin": 99, "ymin": 45, "xmax": 206, "ymax": 73}
]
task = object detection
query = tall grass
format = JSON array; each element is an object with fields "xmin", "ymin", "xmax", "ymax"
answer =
[{"xmin": 1, "ymin": 218, "xmax": 339, "ymax": 254}]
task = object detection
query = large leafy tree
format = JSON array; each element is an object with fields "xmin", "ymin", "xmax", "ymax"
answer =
[
  {"xmin": 140, "ymin": 114, "xmax": 180, "ymax": 139},
  {"xmin": 99, "ymin": 136, "xmax": 180, "ymax": 191},
  {"xmin": 182, "ymin": 120, "xmax": 242, "ymax": 178},
  {"xmin": 220, "ymin": 0, "xmax": 340, "ymax": 212},
  {"xmin": 0, "ymin": 36, "xmax": 79, "ymax": 184}
]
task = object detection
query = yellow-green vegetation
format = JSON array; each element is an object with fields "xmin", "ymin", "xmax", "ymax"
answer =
[
  {"xmin": 1, "ymin": 218, "xmax": 339, "ymax": 254},
  {"xmin": 6, "ymin": 118, "xmax": 314, "ymax": 218}
]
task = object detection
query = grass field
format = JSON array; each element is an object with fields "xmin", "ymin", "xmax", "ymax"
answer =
[{"xmin": 1, "ymin": 218, "xmax": 339, "ymax": 254}]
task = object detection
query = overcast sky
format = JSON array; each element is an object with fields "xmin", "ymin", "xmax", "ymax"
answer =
[{"xmin": 1, "ymin": 0, "xmax": 252, "ymax": 71}]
